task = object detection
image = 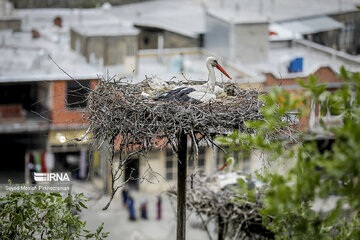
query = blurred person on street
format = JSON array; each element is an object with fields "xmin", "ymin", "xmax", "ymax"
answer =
[
  {"xmin": 28, "ymin": 153, "xmax": 36, "ymax": 184},
  {"xmin": 140, "ymin": 197, "xmax": 148, "ymax": 219},
  {"xmin": 127, "ymin": 192, "xmax": 136, "ymax": 221},
  {"xmin": 156, "ymin": 195, "xmax": 162, "ymax": 220},
  {"xmin": 122, "ymin": 184, "xmax": 129, "ymax": 208}
]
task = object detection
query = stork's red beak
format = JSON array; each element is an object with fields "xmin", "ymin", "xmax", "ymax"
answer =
[{"xmin": 215, "ymin": 64, "xmax": 232, "ymax": 80}]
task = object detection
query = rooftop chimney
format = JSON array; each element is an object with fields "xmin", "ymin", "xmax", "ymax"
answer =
[
  {"xmin": 31, "ymin": 29, "xmax": 40, "ymax": 39},
  {"xmin": 54, "ymin": 16, "xmax": 62, "ymax": 28}
]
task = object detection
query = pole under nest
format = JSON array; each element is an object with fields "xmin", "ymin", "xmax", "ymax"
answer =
[{"xmin": 177, "ymin": 131, "xmax": 187, "ymax": 240}]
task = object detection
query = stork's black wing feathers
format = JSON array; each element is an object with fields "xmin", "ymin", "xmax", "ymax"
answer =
[
  {"xmin": 154, "ymin": 87, "xmax": 201, "ymax": 104},
  {"xmin": 154, "ymin": 87, "xmax": 188, "ymax": 100}
]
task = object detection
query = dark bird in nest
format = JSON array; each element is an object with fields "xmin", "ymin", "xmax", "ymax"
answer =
[{"xmin": 154, "ymin": 56, "xmax": 232, "ymax": 103}]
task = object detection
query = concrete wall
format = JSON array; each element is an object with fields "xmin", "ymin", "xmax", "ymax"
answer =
[
  {"xmin": 235, "ymin": 22, "xmax": 269, "ymax": 63},
  {"xmin": 163, "ymin": 31, "xmax": 200, "ymax": 49},
  {"xmin": 70, "ymin": 29, "xmax": 87, "ymax": 56},
  {"xmin": 106, "ymin": 36, "xmax": 123, "ymax": 65},
  {"xmin": 87, "ymin": 36, "xmax": 105, "ymax": 65},
  {"xmin": 139, "ymin": 151, "xmax": 168, "ymax": 193},
  {"xmin": 70, "ymin": 29, "xmax": 138, "ymax": 67},
  {"xmin": 137, "ymin": 27, "xmax": 200, "ymax": 50},
  {"xmin": 107, "ymin": 35, "xmax": 137, "ymax": 65},
  {"xmin": 204, "ymin": 13, "xmax": 231, "ymax": 58},
  {"xmin": 0, "ymin": 18, "xmax": 21, "ymax": 31},
  {"xmin": 205, "ymin": 13, "xmax": 269, "ymax": 63}
]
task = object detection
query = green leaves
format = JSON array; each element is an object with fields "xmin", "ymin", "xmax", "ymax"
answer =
[
  {"xmin": 16, "ymin": 198, "xmax": 23, "ymax": 207},
  {"xmin": 0, "ymin": 192, "xmax": 108, "ymax": 239},
  {"xmin": 298, "ymin": 75, "xmax": 327, "ymax": 99},
  {"xmin": 226, "ymin": 67, "xmax": 360, "ymax": 239}
]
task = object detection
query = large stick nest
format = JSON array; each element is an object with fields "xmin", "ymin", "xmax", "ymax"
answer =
[
  {"xmin": 87, "ymin": 78, "xmax": 264, "ymax": 153},
  {"xmin": 85, "ymin": 77, "xmax": 265, "ymax": 210},
  {"xmin": 168, "ymin": 172, "xmax": 274, "ymax": 239}
]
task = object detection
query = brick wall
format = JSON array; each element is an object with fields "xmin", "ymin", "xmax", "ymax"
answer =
[
  {"xmin": 264, "ymin": 67, "xmax": 343, "ymax": 131},
  {"xmin": 51, "ymin": 79, "xmax": 98, "ymax": 126},
  {"xmin": 265, "ymin": 66, "xmax": 341, "ymax": 88}
]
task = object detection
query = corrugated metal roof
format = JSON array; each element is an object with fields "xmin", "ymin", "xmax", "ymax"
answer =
[
  {"xmin": 199, "ymin": 0, "xmax": 360, "ymax": 22},
  {"xmin": 280, "ymin": 16, "xmax": 344, "ymax": 35}
]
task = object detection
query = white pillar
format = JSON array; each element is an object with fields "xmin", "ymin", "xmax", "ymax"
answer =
[
  {"xmin": 79, "ymin": 150, "xmax": 87, "ymax": 179},
  {"xmin": 157, "ymin": 33, "xmax": 164, "ymax": 63}
]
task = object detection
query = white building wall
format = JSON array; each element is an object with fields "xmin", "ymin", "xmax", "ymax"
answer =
[
  {"xmin": 235, "ymin": 23, "xmax": 269, "ymax": 63},
  {"xmin": 205, "ymin": 12, "xmax": 269, "ymax": 64},
  {"xmin": 139, "ymin": 151, "xmax": 173, "ymax": 193},
  {"xmin": 204, "ymin": 13, "xmax": 231, "ymax": 58},
  {"xmin": 136, "ymin": 144, "xmax": 296, "ymax": 193}
]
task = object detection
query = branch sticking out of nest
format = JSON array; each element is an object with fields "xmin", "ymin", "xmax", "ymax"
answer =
[
  {"xmin": 85, "ymin": 76, "xmax": 271, "ymax": 209},
  {"xmin": 87, "ymin": 77, "xmax": 264, "ymax": 149}
]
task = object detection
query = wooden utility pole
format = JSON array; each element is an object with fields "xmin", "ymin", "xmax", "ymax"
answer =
[
  {"xmin": 218, "ymin": 215, "xmax": 225, "ymax": 240},
  {"xmin": 177, "ymin": 131, "xmax": 187, "ymax": 240}
]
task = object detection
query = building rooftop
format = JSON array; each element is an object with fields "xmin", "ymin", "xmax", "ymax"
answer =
[
  {"xmin": 109, "ymin": 1, "xmax": 206, "ymax": 38},
  {"xmin": 269, "ymin": 23, "xmax": 301, "ymax": 41},
  {"xmin": 18, "ymin": 8, "xmax": 122, "ymax": 32},
  {"xmin": 278, "ymin": 15, "xmax": 344, "ymax": 35},
  {"xmin": 203, "ymin": 0, "xmax": 360, "ymax": 22},
  {"xmin": 14, "ymin": 0, "xmax": 360, "ymax": 41},
  {"xmin": 0, "ymin": 28, "xmax": 222, "ymax": 84},
  {"xmin": 107, "ymin": 0, "xmax": 360, "ymax": 39},
  {"xmin": 206, "ymin": 8, "xmax": 268, "ymax": 24},
  {"xmin": 0, "ymin": 30, "xmax": 100, "ymax": 83},
  {"xmin": 238, "ymin": 39, "xmax": 360, "ymax": 80},
  {"xmin": 1, "ymin": 0, "xmax": 359, "ymax": 85}
]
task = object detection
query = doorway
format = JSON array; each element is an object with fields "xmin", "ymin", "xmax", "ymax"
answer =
[{"xmin": 125, "ymin": 158, "xmax": 139, "ymax": 190}]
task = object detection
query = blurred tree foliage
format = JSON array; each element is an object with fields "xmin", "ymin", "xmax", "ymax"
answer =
[
  {"xmin": 0, "ymin": 192, "xmax": 108, "ymax": 239},
  {"xmin": 219, "ymin": 67, "xmax": 360, "ymax": 239}
]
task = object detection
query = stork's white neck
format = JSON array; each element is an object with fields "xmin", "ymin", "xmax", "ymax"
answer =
[{"xmin": 206, "ymin": 62, "xmax": 216, "ymax": 92}]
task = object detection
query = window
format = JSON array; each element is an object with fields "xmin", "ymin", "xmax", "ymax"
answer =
[
  {"xmin": 66, "ymin": 81, "xmax": 90, "ymax": 109},
  {"xmin": 188, "ymin": 147, "xmax": 206, "ymax": 172},
  {"xmin": 166, "ymin": 147, "xmax": 207, "ymax": 179},
  {"xmin": 143, "ymin": 36, "xmax": 149, "ymax": 46},
  {"xmin": 339, "ymin": 22, "xmax": 355, "ymax": 52},
  {"xmin": 166, "ymin": 149, "xmax": 177, "ymax": 180}
]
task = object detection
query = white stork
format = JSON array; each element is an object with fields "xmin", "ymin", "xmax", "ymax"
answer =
[{"xmin": 154, "ymin": 56, "xmax": 232, "ymax": 103}]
